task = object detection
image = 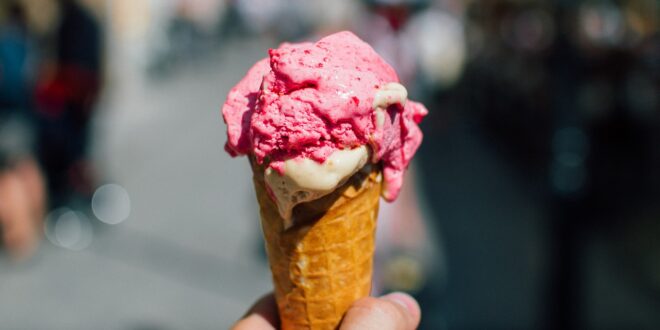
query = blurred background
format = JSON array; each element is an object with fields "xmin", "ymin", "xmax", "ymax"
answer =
[{"xmin": 0, "ymin": 0, "xmax": 658, "ymax": 328}]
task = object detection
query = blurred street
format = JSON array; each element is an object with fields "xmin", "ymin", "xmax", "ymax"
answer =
[
  {"xmin": 0, "ymin": 0, "xmax": 658, "ymax": 329},
  {"xmin": 0, "ymin": 38, "xmax": 274, "ymax": 329}
]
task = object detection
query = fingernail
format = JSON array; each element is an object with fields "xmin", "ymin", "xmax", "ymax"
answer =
[{"xmin": 382, "ymin": 292, "xmax": 419, "ymax": 315}]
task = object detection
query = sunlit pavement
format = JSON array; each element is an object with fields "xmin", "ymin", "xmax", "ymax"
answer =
[{"xmin": 0, "ymin": 38, "xmax": 275, "ymax": 329}]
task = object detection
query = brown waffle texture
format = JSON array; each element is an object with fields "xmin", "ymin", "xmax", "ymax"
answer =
[{"xmin": 252, "ymin": 162, "xmax": 382, "ymax": 330}]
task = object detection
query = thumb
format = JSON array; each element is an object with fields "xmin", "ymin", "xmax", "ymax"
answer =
[{"xmin": 339, "ymin": 292, "xmax": 421, "ymax": 330}]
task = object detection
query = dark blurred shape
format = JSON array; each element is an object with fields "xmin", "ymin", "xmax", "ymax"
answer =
[
  {"xmin": 0, "ymin": 2, "xmax": 31, "ymax": 111},
  {"xmin": 34, "ymin": 0, "xmax": 102, "ymax": 207},
  {"xmin": 414, "ymin": 0, "xmax": 659, "ymax": 329},
  {"xmin": 56, "ymin": 0, "xmax": 102, "ymax": 72}
]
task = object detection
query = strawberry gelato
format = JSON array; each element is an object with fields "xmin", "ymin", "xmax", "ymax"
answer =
[{"xmin": 222, "ymin": 31, "xmax": 427, "ymax": 221}]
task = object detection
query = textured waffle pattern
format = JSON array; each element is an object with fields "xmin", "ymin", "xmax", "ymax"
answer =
[{"xmin": 253, "ymin": 164, "xmax": 381, "ymax": 330}]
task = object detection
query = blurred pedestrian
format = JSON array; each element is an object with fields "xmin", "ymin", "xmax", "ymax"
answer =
[{"xmin": 34, "ymin": 0, "xmax": 102, "ymax": 207}]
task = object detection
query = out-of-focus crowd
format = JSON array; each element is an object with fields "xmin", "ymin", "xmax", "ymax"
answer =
[{"xmin": 0, "ymin": 0, "xmax": 101, "ymax": 259}]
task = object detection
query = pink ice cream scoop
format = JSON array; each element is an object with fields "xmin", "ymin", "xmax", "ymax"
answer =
[{"xmin": 222, "ymin": 31, "xmax": 427, "ymax": 214}]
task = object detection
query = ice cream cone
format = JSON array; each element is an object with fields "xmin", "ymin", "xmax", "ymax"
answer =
[
  {"xmin": 222, "ymin": 31, "xmax": 427, "ymax": 329},
  {"xmin": 251, "ymin": 161, "xmax": 382, "ymax": 330}
]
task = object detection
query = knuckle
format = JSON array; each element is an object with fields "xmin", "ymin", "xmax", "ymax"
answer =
[{"xmin": 352, "ymin": 297, "xmax": 404, "ymax": 319}]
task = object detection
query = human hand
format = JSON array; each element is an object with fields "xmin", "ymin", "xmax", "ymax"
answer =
[{"xmin": 232, "ymin": 291, "xmax": 421, "ymax": 330}]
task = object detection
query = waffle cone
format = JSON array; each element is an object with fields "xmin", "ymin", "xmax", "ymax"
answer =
[{"xmin": 251, "ymin": 161, "xmax": 381, "ymax": 330}]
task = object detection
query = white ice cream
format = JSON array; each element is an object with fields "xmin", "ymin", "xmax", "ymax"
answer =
[
  {"xmin": 372, "ymin": 83, "xmax": 408, "ymax": 198},
  {"xmin": 265, "ymin": 145, "xmax": 369, "ymax": 227},
  {"xmin": 372, "ymin": 82, "xmax": 408, "ymax": 129}
]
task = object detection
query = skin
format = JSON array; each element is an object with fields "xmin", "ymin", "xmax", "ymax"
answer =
[
  {"xmin": 232, "ymin": 292, "xmax": 421, "ymax": 330},
  {"xmin": 0, "ymin": 158, "xmax": 46, "ymax": 260},
  {"xmin": 13, "ymin": 158, "xmax": 46, "ymax": 222}
]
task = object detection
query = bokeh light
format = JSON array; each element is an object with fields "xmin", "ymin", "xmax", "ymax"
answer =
[
  {"xmin": 91, "ymin": 183, "xmax": 131, "ymax": 225},
  {"xmin": 44, "ymin": 208, "xmax": 93, "ymax": 251}
]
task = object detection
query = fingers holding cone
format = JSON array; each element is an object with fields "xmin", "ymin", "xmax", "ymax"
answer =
[{"xmin": 233, "ymin": 291, "xmax": 421, "ymax": 330}]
